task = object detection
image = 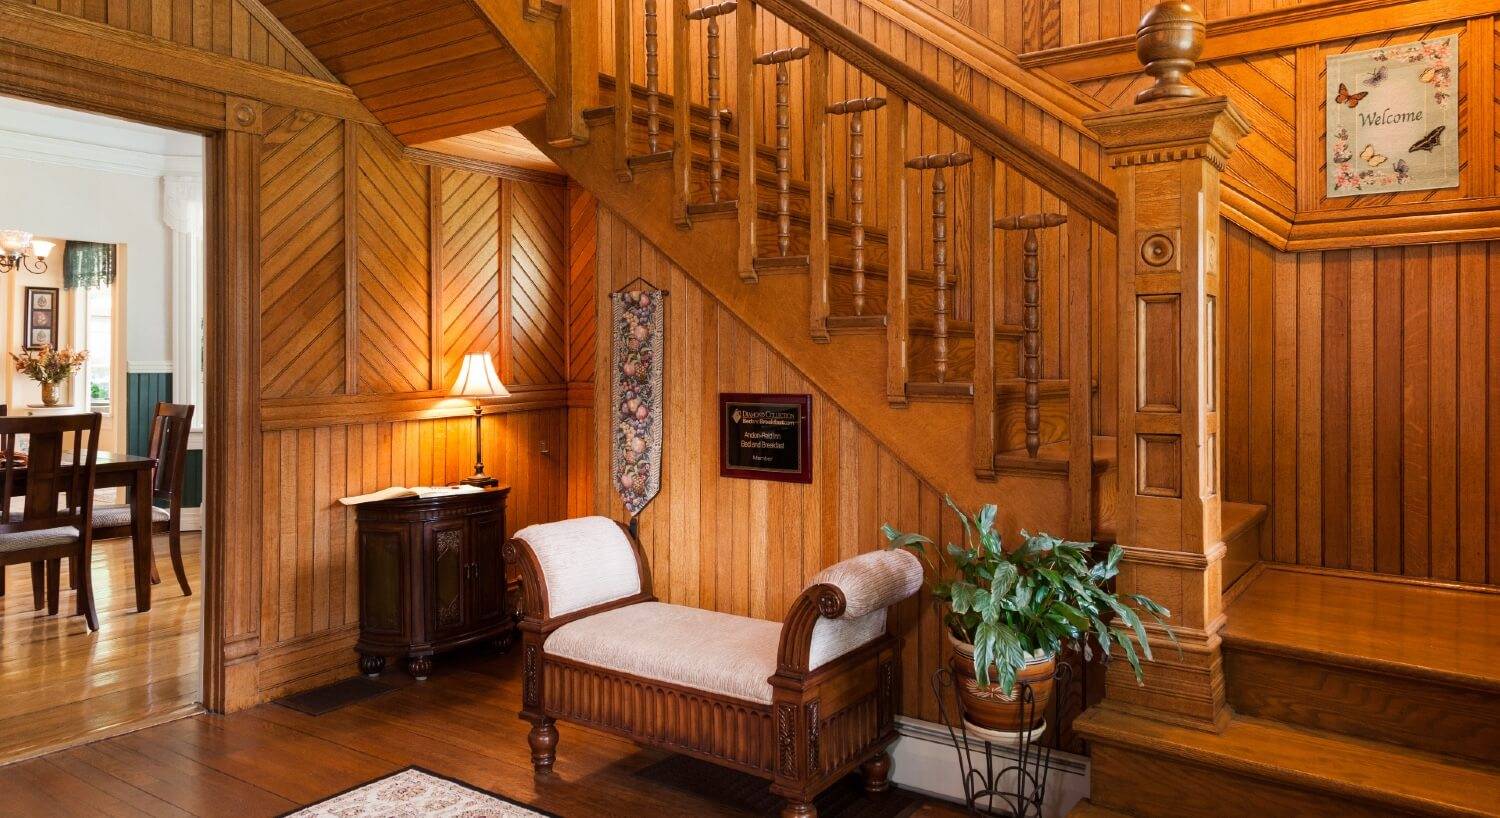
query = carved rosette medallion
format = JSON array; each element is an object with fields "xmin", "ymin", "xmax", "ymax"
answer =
[{"xmin": 1140, "ymin": 233, "xmax": 1176, "ymax": 268}]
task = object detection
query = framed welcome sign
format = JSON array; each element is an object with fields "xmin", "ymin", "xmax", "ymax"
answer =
[
  {"xmin": 1325, "ymin": 35, "xmax": 1458, "ymax": 198},
  {"xmin": 719, "ymin": 393, "xmax": 812, "ymax": 483}
]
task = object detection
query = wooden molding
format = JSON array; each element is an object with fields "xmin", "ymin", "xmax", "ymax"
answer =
[
  {"xmin": 238, "ymin": 0, "xmax": 340, "ymax": 83},
  {"xmin": 404, "ymin": 145, "xmax": 568, "ymax": 187},
  {"xmin": 1022, "ymin": 0, "xmax": 1500, "ymax": 81},
  {"xmin": 259, "ymin": 384, "xmax": 570, "ymax": 431},
  {"xmin": 0, "ymin": 2, "xmax": 377, "ymax": 124}
]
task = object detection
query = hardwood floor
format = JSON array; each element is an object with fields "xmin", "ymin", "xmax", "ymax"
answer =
[
  {"xmin": 0, "ymin": 534, "xmax": 201, "ymax": 765},
  {"xmin": 0, "ymin": 640, "xmax": 965, "ymax": 816}
]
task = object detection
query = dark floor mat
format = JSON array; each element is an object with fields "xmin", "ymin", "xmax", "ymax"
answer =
[
  {"xmin": 634, "ymin": 754, "xmax": 923, "ymax": 817},
  {"xmin": 274, "ymin": 675, "xmax": 410, "ymax": 716}
]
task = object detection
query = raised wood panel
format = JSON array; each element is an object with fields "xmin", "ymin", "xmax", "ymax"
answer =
[
  {"xmin": 1219, "ymin": 222, "xmax": 1500, "ymax": 585},
  {"xmin": 259, "ymin": 106, "xmax": 346, "ymax": 398},
  {"xmin": 24, "ymin": 0, "xmax": 327, "ymax": 77},
  {"xmin": 261, "ymin": 0, "xmax": 549, "ymax": 144},
  {"xmin": 510, "ymin": 181, "xmax": 568, "ymax": 386},
  {"xmin": 356, "ymin": 125, "xmax": 433, "ymax": 394},
  {"xmin": 577, "ymin": 204, "xmax": 1098, "ymax": 749},
  {"xmin": 440, "ymin": 167, "xmax": 503, "ymax": 389}
]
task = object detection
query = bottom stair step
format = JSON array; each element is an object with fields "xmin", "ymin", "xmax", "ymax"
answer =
[{"xmin": 1078, "ymin": 706, "xmax": 1500, "ymax": 818}]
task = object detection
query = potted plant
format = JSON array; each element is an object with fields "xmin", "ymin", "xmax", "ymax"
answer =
[
  {"xmin": 883, "ymin": 498, "xmax": 1175, "ymax": 733},
  {"xmin": 12, "ymin": 344, "xmax": 88, "ymax": 407}
]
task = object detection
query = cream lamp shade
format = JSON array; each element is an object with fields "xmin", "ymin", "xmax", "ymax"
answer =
[
  {"xmin": 28, "ymin": 239, "xmax": 54, "ymax": 259},
  {"xmin": 450, "ymin": 352, "xmax": 510, "ymax": 399}
]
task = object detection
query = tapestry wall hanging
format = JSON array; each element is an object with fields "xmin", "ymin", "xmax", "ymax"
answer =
[
  {"xmin": 1326, "ymin": 34, "xmax": 1458, "ymax": 198},
  {"xmin": 611, "ymin": 281, "xmax": 666, "ymax": 517}
]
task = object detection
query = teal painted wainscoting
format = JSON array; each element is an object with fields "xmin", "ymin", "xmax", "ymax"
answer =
[{"xmin": 125, "ymin": 371, "xmax": 202, "ymax": 508}]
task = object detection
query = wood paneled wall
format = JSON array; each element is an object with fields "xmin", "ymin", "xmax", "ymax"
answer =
[
  {"xmin": 1219, "ymin": 221, "xmax": 1500, "ymax": 586},
  {"xmin": 570, "ymin": 205, "xmax": 1097, "ymax": 747},
  {"xmin": 931, "ymin": 0, "xmax": 1313, "ymax": 53},
  {"xmin": 254, "ymin": 128, "xmax": 573, "ymax": 698}
]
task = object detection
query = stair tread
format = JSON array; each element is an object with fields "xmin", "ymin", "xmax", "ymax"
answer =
[
  {"xmin": 1077, "ymin": 707, "xmax": 1500, "ymax": 816},
  {"xmin": 1065, "ymin": 801, "xmax": 1132, "ymax": 818},
  {"xmin": 1222, "ymin": 567, "xmax": 1500, "ymax": 693}
]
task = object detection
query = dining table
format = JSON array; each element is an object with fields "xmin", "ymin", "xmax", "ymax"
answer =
[{"xmin": 10, "ymin": 450, "xmax": 160, "ymax": 613}]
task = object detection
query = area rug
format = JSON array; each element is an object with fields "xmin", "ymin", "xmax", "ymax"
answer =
[
  {"xmin": 634, "ymin": 754, "xmax": 923, "ymax": 817},
  {"xmin": 283, "ymin": 767, "xmax": 557, "ymax": 817}
]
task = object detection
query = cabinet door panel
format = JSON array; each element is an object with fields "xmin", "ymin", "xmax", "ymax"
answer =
[
  {"xmin": 428, "ymin": 522, "xmax": 469, "ymax": 638},
  {"xmin": 359, "ymin": 525, "xmax": 406, "ymax": 637},
  {"xmin": 471, "ymin": 510, "xmax": 507, "ymax": 625}
]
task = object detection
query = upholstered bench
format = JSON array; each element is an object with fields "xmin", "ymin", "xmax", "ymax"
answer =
[{"xmin": 504, "ymin": 516, "xmax": 923, "ymax": 818}]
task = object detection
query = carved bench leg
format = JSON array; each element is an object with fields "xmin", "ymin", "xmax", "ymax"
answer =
[
  {"xmin": 780, "ymin": 800, "xmax": 816, "ymax": 818},
  {"xmin": 861, "ymin": 750, "xmax": 891, "ymax": 792},
  {"xmin": 529, "ymin": 718, "xmax": 558, "ymax": 773}
]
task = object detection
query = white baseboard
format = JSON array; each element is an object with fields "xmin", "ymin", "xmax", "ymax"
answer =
[
  {"xmin": 180, "ymin": 507, "xmax": 202, "ymax": 532},
  {"xmin": 888, "ymin": 716, "xmax": 1089, "ymax": 818}
]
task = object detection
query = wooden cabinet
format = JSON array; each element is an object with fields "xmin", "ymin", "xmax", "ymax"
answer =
[{"xmin": 354, "ymin": 487, "xmax": 513, "ymax": 680}]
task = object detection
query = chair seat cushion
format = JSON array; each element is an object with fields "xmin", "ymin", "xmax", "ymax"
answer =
[
  {"xmin": 92, "ymin": 504, "xmax": 170, "ymax": 528},
  {"xmin": 0, "ymin": 526, "xmax": 80, "ymax": 552},
  {"xmin": 546, "ymin": 602, "xmax": 782, "ymax": 704}
]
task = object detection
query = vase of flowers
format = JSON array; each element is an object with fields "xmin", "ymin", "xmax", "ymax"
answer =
[
  {"xmin": 12, "ymin": 345, "xmax": 87, "ymax": 406},
  {"xmin": 883, "ymin": 498, "xmax": 1177, "ymax": 732}
]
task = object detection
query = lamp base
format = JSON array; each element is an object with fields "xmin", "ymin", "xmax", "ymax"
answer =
[{"xmin": 459, "ymin": 474, "xmax": 499, "ymax": 488}]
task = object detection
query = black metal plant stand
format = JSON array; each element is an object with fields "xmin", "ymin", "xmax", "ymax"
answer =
[{"xmin": 930, "ymin": 662, "xmax": 1073, "ymax": 817}]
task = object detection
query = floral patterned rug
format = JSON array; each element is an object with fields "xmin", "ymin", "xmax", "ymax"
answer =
[{"xmin": 283, "ymin": 767, "xmax": 555, "ymax": 817}]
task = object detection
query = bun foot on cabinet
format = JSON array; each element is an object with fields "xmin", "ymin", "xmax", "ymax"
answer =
[
  {"xmin": 358, "ymin": 653, "xmax": 386, "ymax": 677},
  {"xmin": 407, "ymin": 655, "xmax": 433, "ymax": 680}
]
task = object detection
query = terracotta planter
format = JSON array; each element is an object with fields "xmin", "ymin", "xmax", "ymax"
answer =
[
  {"xmin": 947, "ymin": 632, "xmax": 1055, "ymax": 732},
  {"xmin": 40, "ymin": 381, "xmax": 60, "ymax": 407}
]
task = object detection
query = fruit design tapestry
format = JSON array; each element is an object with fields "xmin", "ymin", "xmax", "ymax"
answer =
[
  {"xmin": 611, "ymin": 285, "xmax": 665, "ymax": 516},
  {"xmin": 1326, "ymin": 34, "xmax": 1458, "ymax": 198}
]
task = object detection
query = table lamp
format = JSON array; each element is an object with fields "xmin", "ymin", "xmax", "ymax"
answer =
[{"xmin": 450, "ymin": 352, "xmax": 509, "ymax": 487}]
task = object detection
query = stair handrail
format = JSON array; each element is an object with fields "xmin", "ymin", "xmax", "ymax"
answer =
[{"xmin": 753, "ymin": 0, "xmax": 1118, "ymax": 232}]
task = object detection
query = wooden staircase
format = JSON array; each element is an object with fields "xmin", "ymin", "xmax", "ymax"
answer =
[
  {"xmin": 1073, "ymin": 566, "xmax": 1500, "ymax": 817},
  {"xmin": 513, "ymin": 0, "xmax": 1131, "ymax": 539}
]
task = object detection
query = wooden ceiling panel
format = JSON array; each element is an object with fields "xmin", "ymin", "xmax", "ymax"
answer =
[{"xmin": 264, "ymin": 0, "xmax": 549, "ymax": 145}]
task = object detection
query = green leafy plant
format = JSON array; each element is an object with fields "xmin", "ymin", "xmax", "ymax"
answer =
[{"xmin": 882, "ymin": 497, "xmax": 1177, "ymax": 693}]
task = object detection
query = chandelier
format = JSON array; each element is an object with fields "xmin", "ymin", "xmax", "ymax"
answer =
[{"xmin": 0, "ymin": 230, "xmax": 53, "ymax": 275}]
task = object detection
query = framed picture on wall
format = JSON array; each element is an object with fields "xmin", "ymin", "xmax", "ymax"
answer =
[
  {"xmin": 719, "ymin": 393, "xmax": 813, "ymax": 483},
  {"xmin": 24, "ymin": 286, "xmax": 58, "ymax": 350}
]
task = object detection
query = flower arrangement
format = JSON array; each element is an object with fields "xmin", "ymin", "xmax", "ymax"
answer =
[{"xmin": 12, "ymin": 344, "xmax": 87, "ymax": 385}]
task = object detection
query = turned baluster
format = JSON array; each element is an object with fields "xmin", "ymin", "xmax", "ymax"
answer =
[
  {"xmin": 996, "ymin": 212, "xmax": 1066, "ymax": 457},
  {"xmin": 754, "ymin": 47, "xmax": 810, "ymax": 256},
  {"xmin": 827, "ymin": 97, "xmax": 886, "ymax": 315},
  {"xmin": 686, "ymin": 2, "xmax": 737, "ymax": 202},
  {"xmin": 905, "ymin": 152, "xmax": 972, "ymax": 384},
  {"xmin": 645, "ymin": 0, "xmax": 661, "ymax": 153}
]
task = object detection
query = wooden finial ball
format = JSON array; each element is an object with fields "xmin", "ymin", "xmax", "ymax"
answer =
[{"xmin": 1135, "ymin": 1, "xmax": 1205, "ymax": 104}]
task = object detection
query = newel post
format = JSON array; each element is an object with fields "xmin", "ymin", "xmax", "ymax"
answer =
[{"xmin": 1083, "ymin": 2, "xmax": 1248, "ymax": 731}]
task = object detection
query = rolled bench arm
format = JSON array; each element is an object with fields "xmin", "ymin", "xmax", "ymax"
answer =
[
  {"xmin": 504, "ymin": 516, "xmax": 655, "ymax": 632},
  {"xmin": 776, "ymin": 549, "xmax": 923, "ymax": 674}
]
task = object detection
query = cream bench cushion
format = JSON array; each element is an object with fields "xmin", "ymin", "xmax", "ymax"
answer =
[{"xmin": 545, "ymin": 600, "xmax": 889, "ymax": 705}]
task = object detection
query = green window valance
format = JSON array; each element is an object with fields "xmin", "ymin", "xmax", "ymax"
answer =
[{"xmin": 63, "ymin": 241, "xmax": 117, "ymax": 290}]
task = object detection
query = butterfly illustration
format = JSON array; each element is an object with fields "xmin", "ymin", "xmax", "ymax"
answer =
[
  {"xmin": 1418, "ymin": 66, "xmax": 1450, "ymax": 84},
  {"xmin": 1360, "ymin": 144, "xmax": 1388, "ymax": 168},
  {"xmin": 1393, "ymin": 159, "xmax": 1411, "ymax": 183},
  {"xmin": 1363, "ymin": 66, "xmax": 1388, "ymax": 87},
  {"xmin": 1335, "ymin": 83, "xmax": 1369, "ymax": 108},
  {"xmin": 1409, "ymin": 126, "xmax": 1445, "ymax": 152}
]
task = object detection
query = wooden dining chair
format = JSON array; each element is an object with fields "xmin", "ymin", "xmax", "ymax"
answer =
[
  {"xmin": 91, "ymin": 402, "xmax": 195, "ymax": 597},
  {"xmin": 0, "ymin": 412, "xmax": 102, "ymax": 630}
]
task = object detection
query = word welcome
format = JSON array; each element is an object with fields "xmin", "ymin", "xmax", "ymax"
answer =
[{"xmin": 1358, "ymin": 108, "xmax": 1423, "ymax": 127}]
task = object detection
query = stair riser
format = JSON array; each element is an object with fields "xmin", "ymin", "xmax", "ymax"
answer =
[
  {"xmin": 996, "ymin": 389, "xmax": 1069, "ymax": 451},
  {"xmin": 1224, "ymin": 648, "xmax": 1500, "ymax": 768},
  {"xmin": 1089, "ymin": 743, "xmax": 1435, "ymax": 818}
]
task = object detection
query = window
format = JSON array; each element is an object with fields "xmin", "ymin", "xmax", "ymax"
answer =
[{"xmin": 85, "ymin": 285, "xmax": 111, "ymax": 411}]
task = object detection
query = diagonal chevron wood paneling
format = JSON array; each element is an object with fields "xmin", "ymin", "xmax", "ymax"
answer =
[
  {"xmin": 27, "ymin": 0, "xmax": 329, "ymax": 77},
  {"xmin": 509, "ymin": 181, "xmax": 568, "ymax": 386},
  {"xmin": 566, "ymin": 185, "xmax": 597, "ymax": 385},
  {"xmin": 259, "ymin": 106, "xmax": 346, "ymax": 398},
  {"xmin": 356, "ymin": 126, "xmax": 433, "ymax": 394},
  {"xmin": 439, "ymin": 167, "xmax": 504, "ymax": 388}
]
